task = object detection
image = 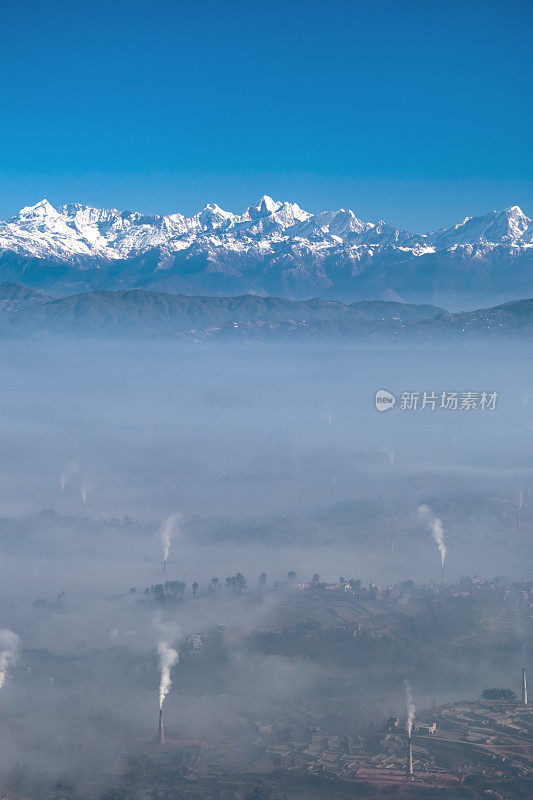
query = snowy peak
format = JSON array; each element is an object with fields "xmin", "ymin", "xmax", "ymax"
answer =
[
  {"xmin": 249, "ymin": 195, "xmax": 280, "ymax": 217},
  {"xmin": 482, "ymin": 206, "xmax": 530, "ymax": 243},
  {"xmin": 196, "ymin": 203, "xmax": 236, "ymax": 231},
  {"xmin": 315, "ymin": 209, "xmax": 372, "ymax": 238},
  {"xmin": 15, "ymin": 199, "xmax": 59, "ymax": 221},
  {"xmin": 236, "ymin": 196, "xmax": 302, "ymax": 233},
  {"xmin": 429, "ymin": 205, "xmax": 532, "ymax": 249},
  {"xmin": 501, "ymin": 205, "xmax": 529, "ymax": 238}
]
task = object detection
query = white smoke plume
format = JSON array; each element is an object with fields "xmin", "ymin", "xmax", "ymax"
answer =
[
  {"xmin": 0, "ymin": 628, "xmax": 21, "ymax": 689},
  {"xmin": 158, "ymin": 641, "xmax": 179, "ymax": 709},
  {"xmin": 80, "ymin": 477, "xmax": 96, "ymax": 508},
  {"xmin": 159, "ymin": 512, "xmax": 181, "ymax": 565},
  {"xmin": 59, "ymin": 461, "xmax": 78, "ymax": 492},
  {"xmin": 518, "ymin": 491, "xmax": 525, "ymax": 529},
  {"xmin": 418, "ymin": 504, "xmax": 447, "ymax": 567},
  {"xmin": 387, "ymin": 450, "xmax": 396, "ymax": 464},
  {"xmin": 404, "ymin": 679, "xmax": 415, "ymax": 737}
]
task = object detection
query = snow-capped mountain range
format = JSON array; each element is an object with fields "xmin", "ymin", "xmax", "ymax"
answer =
[{"xmin": 0, "ymin": 196, "xmax": 531, "ymax": 306}]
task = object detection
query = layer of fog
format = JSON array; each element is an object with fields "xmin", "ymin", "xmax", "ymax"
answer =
[{"xmin": 0, "ymin": 338, "xmax": 529, "ymax": 795}]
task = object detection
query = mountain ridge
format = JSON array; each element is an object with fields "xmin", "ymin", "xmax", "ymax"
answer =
[
  {"xmin": 0, "ymin": 198, "xmax": 531, "ymax": 306},
  {"xmin": 0, "ymin": 283, "xmax": 530, "ymax": 340}
]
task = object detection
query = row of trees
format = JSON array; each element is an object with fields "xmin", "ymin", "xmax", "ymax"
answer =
[
  {"xmin": 141, "ymin": 573, "xmax": 250, "ymax": 603},
  {"xmin": 481, "ymin": 688, "xmax": 517, "ymax": 701},
  {"xmin": 137, "ymin": 571, "xmax": 368, "ymax": 603},
  {"xmin": 143, "ymin": 581, "xmax": 187, "ymax": 603}
]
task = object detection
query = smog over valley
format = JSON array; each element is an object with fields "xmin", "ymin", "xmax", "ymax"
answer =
[{"xmin": 0, "ymin": 1, "xmax": 531, "ymax": 799}]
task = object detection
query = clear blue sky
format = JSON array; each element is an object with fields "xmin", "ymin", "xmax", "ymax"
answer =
[{"xmin": 0, "ymin": 0, "xmax": 531, "ymax": 231}]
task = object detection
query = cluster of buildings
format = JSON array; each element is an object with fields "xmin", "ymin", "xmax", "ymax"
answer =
[
  {"xmin": 250, "ymin": 672, "xmax": 532, "ymax": 793},
  {"xmin": 264, "ymin": 726, "xmax": 443, "ymax": 781}
]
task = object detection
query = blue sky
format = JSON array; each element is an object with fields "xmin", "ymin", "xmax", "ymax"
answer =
[{"xmin": 0, "ymin": 0, "xmax": 531, "ymax": 231}]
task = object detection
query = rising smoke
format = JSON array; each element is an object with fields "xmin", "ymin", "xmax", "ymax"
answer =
[
  {"xmin": 159, "ymin": 512, "xmax": 181, "ymax": 566},
  {"xmin": 59, "ymin": 461, "xmax": 78, "ymax": 492},
  {"xmin": 403, "ymin": 679, "xmax": 415, "ymax": 738},
  {"xmin": 418, "ymin": 504, "xmax": 447, "ymax": 568},
  {"xmin": 80, "ymin": 477, "xmax": 96, "ymax": 509},
  {"xmin": 157, "ymin": 641, "xmax": 179, "ymax": 710},
  {"xmin": 0, "ymin": 628, "xmax": 21, "ymax": 689},
  {"xmin": 518, "ymin": 490, "xmax": 524, "ymax": 528}
]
